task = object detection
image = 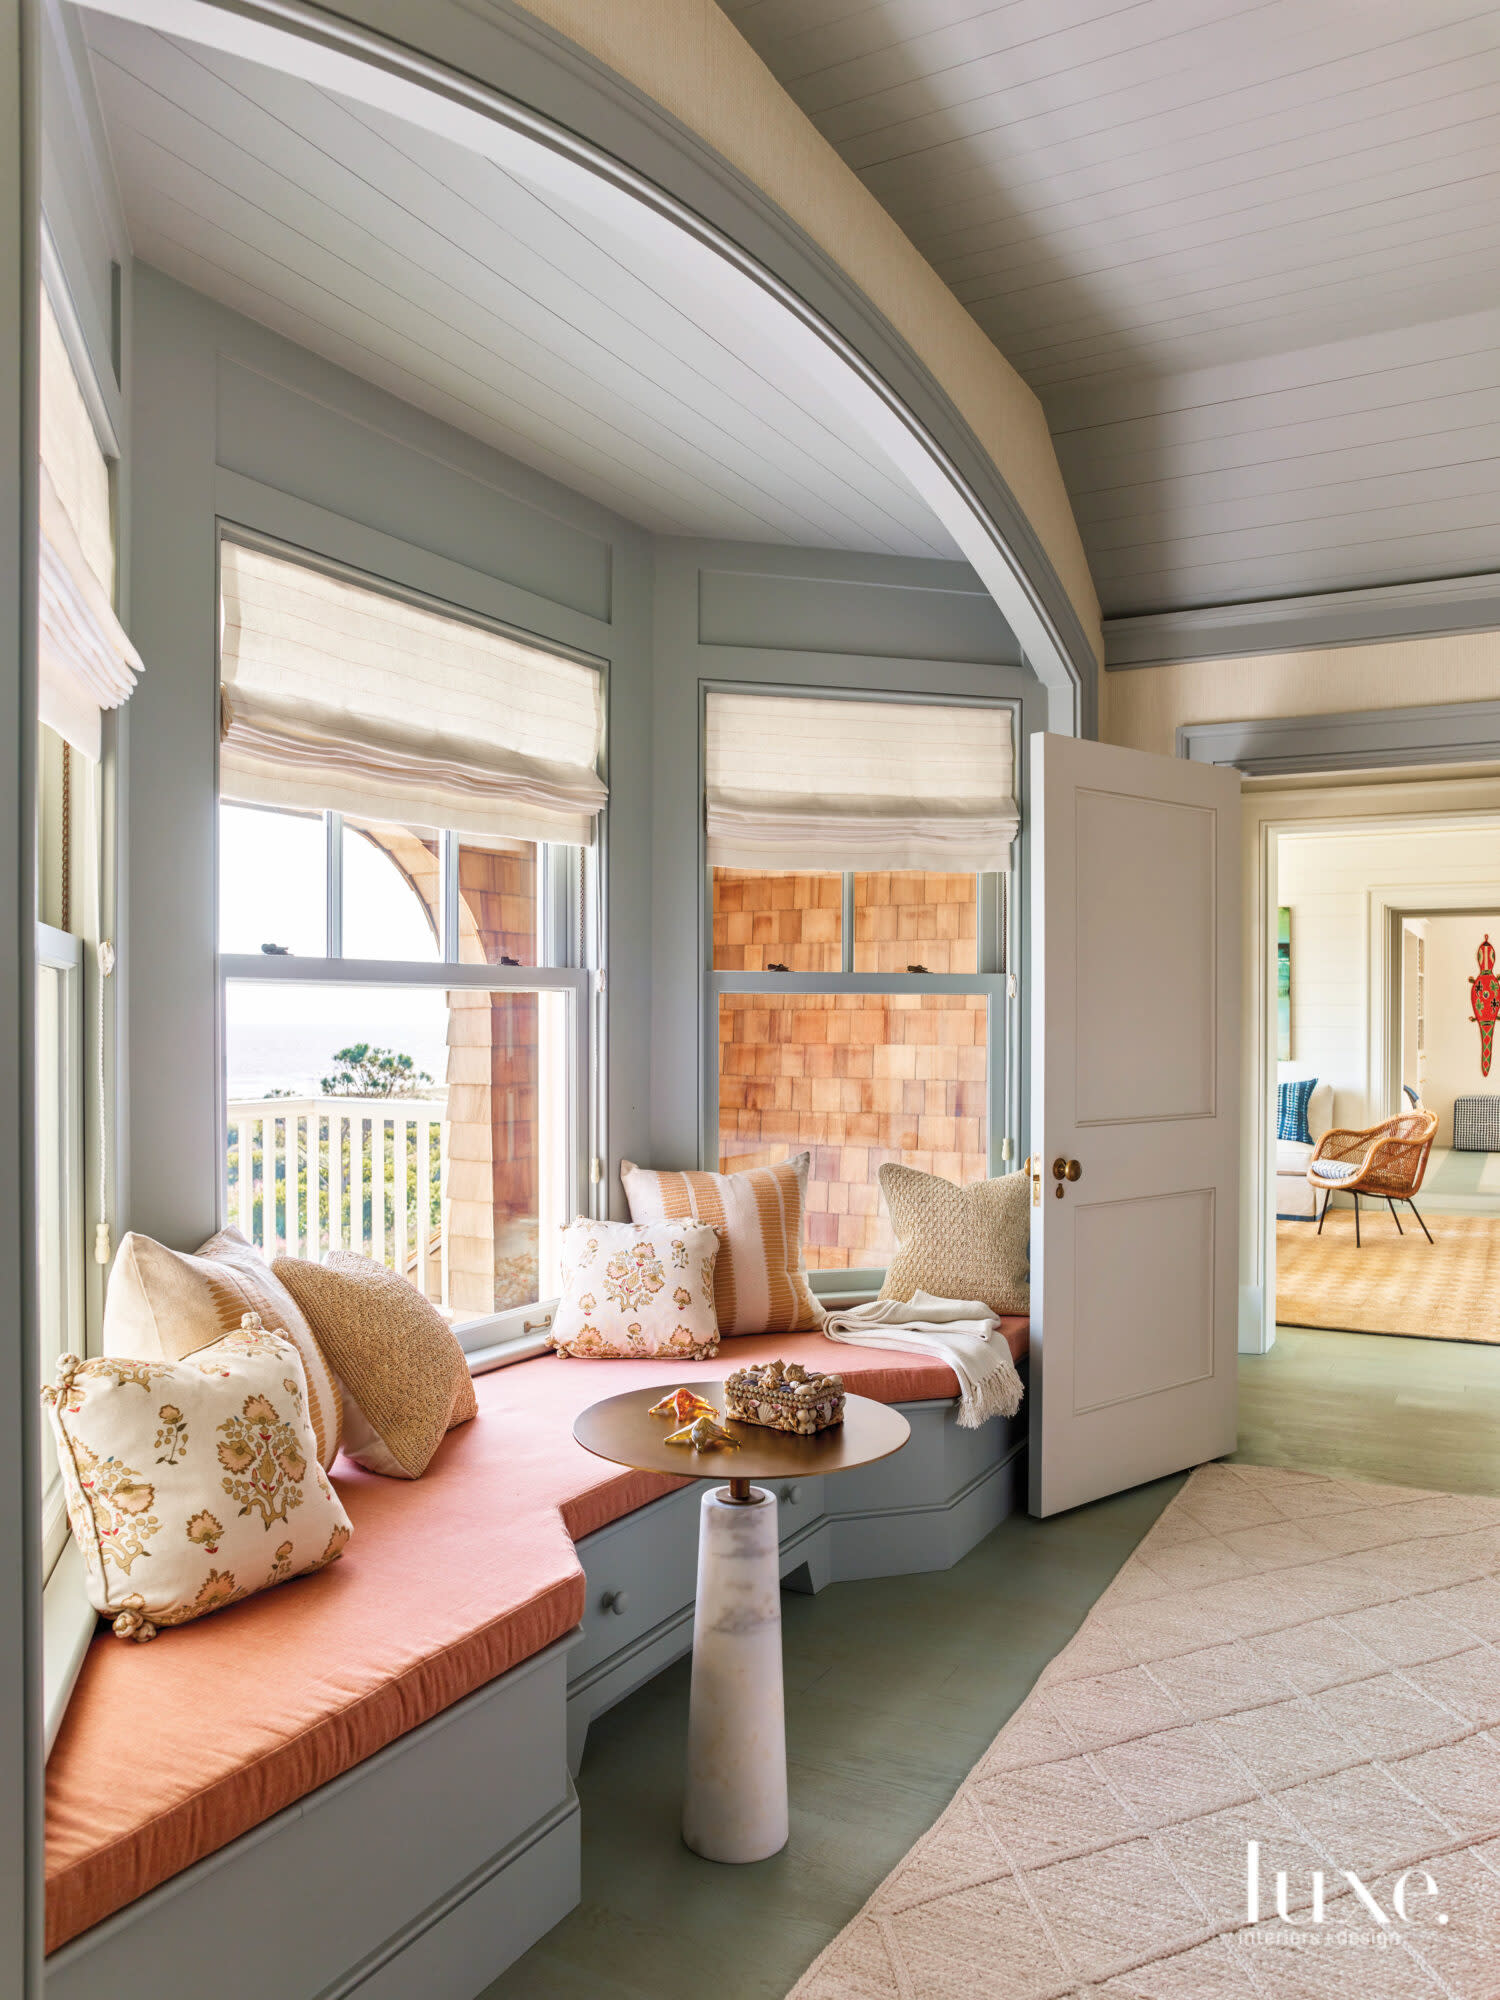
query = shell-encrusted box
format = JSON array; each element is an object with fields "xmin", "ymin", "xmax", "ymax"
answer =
[{"xmin": 724, "ymin": 1358, "xmax": 844, "ymax": 1435}]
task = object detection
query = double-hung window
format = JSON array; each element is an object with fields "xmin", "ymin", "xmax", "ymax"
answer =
[
  {"xmin": 37, "ymin": 280, "xmax": 139, "ymax": 1746},
  {"xmin": 217, "ymin": 539, "xmax": 604, "ymax": 1356},
  {"xmin": 706, "ymin": 689, "xmax": 1018, "ymax": 1293}
]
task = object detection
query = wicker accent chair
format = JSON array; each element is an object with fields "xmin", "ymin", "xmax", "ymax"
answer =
[{"xmin": 1307, "ymin": 1109, "xmax": 1439, "ymax": 1246}]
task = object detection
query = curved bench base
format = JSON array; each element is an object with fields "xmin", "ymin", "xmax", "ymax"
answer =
[{"xmin": 45, "ymin": 1398, "xmax": 1024, "ymax": 2000}]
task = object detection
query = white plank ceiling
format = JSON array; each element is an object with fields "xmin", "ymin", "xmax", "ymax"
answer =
[
  {"xmin": 723, "ymin": 0, "xmax": 1500, "ymax": 617},
  {"xmin": 77, "ymin": 9, "xmax": 962, "ymax": 561}
]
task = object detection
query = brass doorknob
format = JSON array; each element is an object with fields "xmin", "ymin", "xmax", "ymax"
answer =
[{"xmin": 1052, "ymin": 1157, "xmax": 1082, "ymax": 1183}]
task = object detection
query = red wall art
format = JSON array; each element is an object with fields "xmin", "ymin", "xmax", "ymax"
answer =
[{"xmin": 1470, "ymin": 934, "xmax": 1500, "ymax": 1075}]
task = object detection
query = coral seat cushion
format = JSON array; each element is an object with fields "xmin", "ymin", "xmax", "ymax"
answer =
[{"xmin": 44, "ymin": 1326, "xmax": 1026, "ymax": 1953}]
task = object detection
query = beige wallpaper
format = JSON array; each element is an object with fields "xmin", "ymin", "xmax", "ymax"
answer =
[
  {"xmin": 511, "ymin": 0, "xmax": 1102, "ymax": 664},
  {"xmin": 1103, "ymin": 628, "xmax": 1500, "ymax": 757}
]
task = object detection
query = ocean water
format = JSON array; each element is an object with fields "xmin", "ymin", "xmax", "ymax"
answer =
[{"xmin": 226, "ymin": 1007, "xmax": 450, "ymax": 1101}]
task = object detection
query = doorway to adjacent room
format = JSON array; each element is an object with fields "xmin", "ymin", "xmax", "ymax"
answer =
[{"xmin": 1265, "ymin": 797, "xmax": 1500, "ymax": 1345}]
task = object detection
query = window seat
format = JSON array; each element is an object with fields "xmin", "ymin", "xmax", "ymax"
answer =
[{"xmin": 45, "ymin": 1323, "xmax": 1026, "ymax": 1955}]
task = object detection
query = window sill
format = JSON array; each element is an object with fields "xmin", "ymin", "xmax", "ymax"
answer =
[
  {"xmin": 811, "ymin": 1268, "xmax": 884, "ymax": 1313},
  {"xmin": 465, "ymin": 1331, "xmax": 553, "ymax": 1376},
  {"xmin": 454, "ymin": 1300, "xmax": 558, "ymax": 1375},
  {"xmin": 44, "ymin": 1536, "xmax": 97, "ymax": 1757}
]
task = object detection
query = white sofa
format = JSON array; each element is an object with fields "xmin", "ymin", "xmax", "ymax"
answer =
[{"xmin": 1276, "ymin": 1067, "xmax": 1335, "ymax": 1219}]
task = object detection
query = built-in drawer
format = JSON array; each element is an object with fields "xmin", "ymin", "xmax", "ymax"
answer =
[
  {"xmin": 770, "ymin": 1475, "xmax": 825, "ymax": 1536},
  {"xmin": 569, "ymin": 1485, "xmax": 701, "ymax": 1681},
  {"xmin": 569, "ymin": 1476, "xmax": 829, "ymax": 1682}
]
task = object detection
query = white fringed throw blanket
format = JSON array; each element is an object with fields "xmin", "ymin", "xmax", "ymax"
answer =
[{"xmin": 821, "ymin": 1291, "xmax": 1024, "ymax": 1427}]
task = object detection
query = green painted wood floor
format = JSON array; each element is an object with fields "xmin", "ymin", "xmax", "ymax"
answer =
[{"xmin": 483, "ymin": 1327, "xmax": 1500, "ymax": 2000}]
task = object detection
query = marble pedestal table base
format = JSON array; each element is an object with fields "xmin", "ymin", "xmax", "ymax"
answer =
[
  {"xmin": 682, "ymin": 1485, "xmax": 787, "ymax": 1863},
  {"xmin": 572, "ymin": 1382, "xmax": 910, "ymax": 1866}
]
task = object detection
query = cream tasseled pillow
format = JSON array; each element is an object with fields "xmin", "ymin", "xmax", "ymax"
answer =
[
  {"xmin": 550, "ymin": 1218, "xmax": 722, "ymax": 1358},
  {"xmin": 102, "ymin": 1227, "xmax": 342, "ymax": 1470},
  {"xmin": 878, "ymin": 1165, "xmax": 1030, "ymax": 1317},
  {"xmin": 620, "ymin": 1155, "xmax": 823, "ymax": 1337},
  {"xmin": 42, "ymin": 1317, "xmax": 352, "ymax": 1642},
  {"xmin": 273, "ymin": 1253, "xmax": 477, "ymax": 1479}
]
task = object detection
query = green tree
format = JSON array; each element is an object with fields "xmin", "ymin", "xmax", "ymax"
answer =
[{"xmin": 320, "ymin": 1043, "xmax": 433, "ymax": 1099}]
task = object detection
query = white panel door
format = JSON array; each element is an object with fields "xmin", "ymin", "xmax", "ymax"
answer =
[{"xmin": 1029, "ymin": 734, "xmax": 1240, "ymax": 1517}]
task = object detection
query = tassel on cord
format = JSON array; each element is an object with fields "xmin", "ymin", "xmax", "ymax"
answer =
[
  {"xmin": 112, "ymin": 1596, "xmax": 157, "ymax": 1644},
  {"xmin": 40, "ymin": 1352, "xmax": 83, "ymax": 1407}
]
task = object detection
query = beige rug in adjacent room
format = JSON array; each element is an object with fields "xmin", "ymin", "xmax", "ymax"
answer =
[
  {"xmin": 789, "ymin": 1463, "xmax": 1500, "ymax": 1999},
  {"xmin": 1277, "ymin": 1213, "xmax": 1500, "ymax": 1344}
]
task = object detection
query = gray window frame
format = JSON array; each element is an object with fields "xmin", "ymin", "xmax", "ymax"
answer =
[
  {"xmin": 215, "ymin": 532, "xmax": 609, "ymax": 1364},
  {"xmin": 699, "ymin": 680, "xmax": 1019, "ymax": 1293}
]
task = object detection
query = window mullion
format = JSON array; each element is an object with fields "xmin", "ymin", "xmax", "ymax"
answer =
[
  {"xmin": 710, "ymin": 970, "xmax": 1003, "ymax": 999},
  {"xmin": 980, "ymin": 868, "xmax": 1004, "ymax": 976},
  {"xmin": 325, "ymin": 811, "xmax": 343, "ymax": 958},
  {"xmin": 441, "ymin": 831, "xmax": 459, "ymax": 964}
]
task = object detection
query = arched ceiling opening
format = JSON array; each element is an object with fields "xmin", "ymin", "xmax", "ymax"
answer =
[
  {"xmin": 80, "ymin": 10, "xmax": 965, "ymax": 562},
  {"xmin": 75, "ymin": 0, "xmax": 1100, "ymax": 727}
]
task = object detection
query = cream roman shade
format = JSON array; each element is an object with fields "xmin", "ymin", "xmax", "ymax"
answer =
[
  {"xmin": 39, "ymin": 290, "xmax": 139, "ymax": 761},
  {"xmin": 705, "ymin": 692, "xmax": 1018, "ymax": 872},
  {"xmin": 219, "ymin": 543, "xmax": 607, "ymax": 846}
]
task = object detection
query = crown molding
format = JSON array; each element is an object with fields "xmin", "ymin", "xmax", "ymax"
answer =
[{"xmin": 1107, "ymin": 572, "xmax": 1500, "ymax": 671}]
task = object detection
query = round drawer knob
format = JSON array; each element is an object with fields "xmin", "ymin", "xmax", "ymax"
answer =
[
  {"xmin": 778, "ymin": 1485, "xmax": 799, "ymax": 1506},
  {"xmin": 600, "ymin": 1588, "xmax": 629, "ymax": 1616}
]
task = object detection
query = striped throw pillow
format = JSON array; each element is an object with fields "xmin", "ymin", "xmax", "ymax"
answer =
[
  {"xmin": 620, "ymin": 1154, "xmax": 824, "ymax": 1338},
  {"xmin": 1277, "ymin": 1078, "xmax": 1317, "ymax": 1145}
]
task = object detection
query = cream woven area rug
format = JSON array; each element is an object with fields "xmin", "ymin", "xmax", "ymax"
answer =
[
  {"xmin": 1276, "ymin": 1215, "xmax": 1500, "ymax": 1345},
  {"xmin": 789, "ymin": 1463, "xmax": 1500, "ymax": 1999}
]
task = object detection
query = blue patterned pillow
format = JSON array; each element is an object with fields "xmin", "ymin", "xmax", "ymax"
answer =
[{"xmin": 1277, "ymin": 1078, "xmax": 1317, "ymax": 1145}]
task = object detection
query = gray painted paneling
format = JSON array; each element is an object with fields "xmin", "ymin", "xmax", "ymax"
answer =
[
  {"xmin": 123, "ymin": 266, "xmax": 221, "ymax": 1247},
  {"xmin": 698, "ymin": 559, "xmax": 1021, "ymax": 663},
  {"xmin": 0, "ymin": 0, "xmax": 41, "ymax": 1988},
  {"xmin": 78, "ymin": 8, "xmax": 960, "ymax": 561},
  {"xmin": 724, "ymin": 0, "xmax": 1500, "ymax": 617},
  {"xmin": 122, "ymin": 267, "xmax": 657, "ymax": 1245},
  {"xmin": 121, "ymin": 269, "xmax": 1027, "ymax": 1257},
  {"xmin": 216, "ymin": 360, "xmax": 614, "ymax": 623},
  {"xmin": 650, "ymin": 537, "xmax": 1033, "ymax": 1172}
]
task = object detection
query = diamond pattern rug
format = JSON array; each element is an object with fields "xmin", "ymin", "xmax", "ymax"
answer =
[{"xmin": 787, "ymin": 1463, "xmax": 1500, "ymax": 1999}]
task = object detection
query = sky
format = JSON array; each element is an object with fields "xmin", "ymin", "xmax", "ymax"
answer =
[{"xmin": 221, "ymin": 805, "xmax": 450, "ymax": 1096}]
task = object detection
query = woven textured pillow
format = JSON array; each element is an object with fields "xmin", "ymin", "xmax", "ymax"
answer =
[
  {"xmin": 620, "ymin": 1155, "xmax": 823, "ymax": 1338},
  {"xmin": 103, "ymin": 1227, "xmax": 342, "ymax": 1470},
  {"xmin": 272, "ymin": 1253, "xmax": 477, "ymax": 1479},
  {"xmin": 878, "ymin": 1165, "xmax": 1030, "ymax": 1317},
  {"xmin": 550, "ymin": 1218, "xmax": 722, "ymax": 1358},
  {"xmin": 42, "ymin": 1316, "xmax": 352, "ymax": 1642}
]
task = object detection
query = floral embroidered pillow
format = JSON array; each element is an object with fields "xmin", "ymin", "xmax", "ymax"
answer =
[
  {"xmin": 41, "ymin": 1314, "xmax": 353, "ymax": 1642},
  {"xmin": 550, "ymin": 1219, "xmax": 722, "ymax": 1359}
]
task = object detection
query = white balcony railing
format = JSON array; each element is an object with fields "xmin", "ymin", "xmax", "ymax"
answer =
[{"xmin": 227, "ymin": 1096, "xmax": 448, "ymax": 1304}]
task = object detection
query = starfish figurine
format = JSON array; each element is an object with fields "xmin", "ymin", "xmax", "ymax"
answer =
[
  {"xmin": 649, "ymin": 1387, "xmax": 720, "ymax": 1424},
  {"xmin": 665, "ymin": 1415, "xmax": 741, "ymax": 1451}
]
